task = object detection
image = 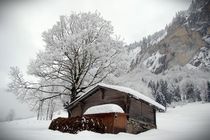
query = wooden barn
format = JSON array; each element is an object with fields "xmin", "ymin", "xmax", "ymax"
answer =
[{"xmin": 65, "ymin": 83, "xmax": 165, "ymax": 134}]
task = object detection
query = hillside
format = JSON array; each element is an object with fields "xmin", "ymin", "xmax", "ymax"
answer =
[
  {"xmin": 0, "ymin": 103, "xmax": 209, "ymax": 140},
  {"xmin": 128, "ymin": 0, "xmax": 210, "ymax": 74}
]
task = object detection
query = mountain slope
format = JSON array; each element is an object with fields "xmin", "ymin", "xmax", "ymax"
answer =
[{"xmin": 129, "ymin": 0, "xmax": 210, "ymax": 74}]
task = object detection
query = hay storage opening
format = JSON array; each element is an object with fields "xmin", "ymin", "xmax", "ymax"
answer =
[{"xmin": 84, "ymin": 104, "xmax": 127, "ymax": 133}]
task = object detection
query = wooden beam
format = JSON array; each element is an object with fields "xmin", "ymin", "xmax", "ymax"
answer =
[
  {"xmin": 99, "ymin": 88, "xmax": 105, "ymax": 100},
  {"xmin": 125, "ymin": 95, "xmax": 130, "ymax": 115},
  {"xmin": 154, "ymin": 109, "xmax": 157, "ymax": 128}
]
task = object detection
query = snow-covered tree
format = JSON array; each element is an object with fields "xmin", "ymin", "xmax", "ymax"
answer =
[
  {"xmin": 6, "ymin": 109, "xmax": 15, "ymax": 121},
  {"xmin": 158, "ymin": 80, "xmax": 171, "ymax": 104},
  {"xmin": 181, "ymin": 82, "xmax": 201, "ymax": 102},
  {"xmin": 156, "ymin": 91, "xmax": 166, "ymax": 108},
  {"xmin": 183, "ymin": 83, "xmax": 194, "ymax": 102},
  {"xmin": 148, "ymin": 80, "xmax": 159, "ymax": 97},
  {"xmin": 8, "ymin": 12, "xmax": 123, "ymax": 118},
  {"xmin": 148, "ymin": 80, "xmax": 166, "ymax": 108},
  {"xmin": 196, "ymin": 80, "xmax": 208, "ymax": 102},
  {"xmin": 170, "ymin": 84, "xmax": 181, "ymax": 102},
  {"xmin": 207, "ymin": 81, "xmax": 210, "ymax": 102},
  {"xmin": 194, "ymin": 87, "xmax": 202, "ymax": 102}
]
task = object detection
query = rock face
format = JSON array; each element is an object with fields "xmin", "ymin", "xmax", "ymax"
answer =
[
  {"xmin": 128, "ymin": 0, "xmax": 210, "ymax": 74},
  {"xmin": 143, "ymin": 51, "xmax": 167, "ymax": 74},
  {"xmin": 190, "ymin": 47, "xmax": 210, "ymax": 70}
]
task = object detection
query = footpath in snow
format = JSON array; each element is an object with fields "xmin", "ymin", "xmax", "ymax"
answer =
[{"xmin": 0, "ymin": 102, "xmax": 209, "ymax": 140}]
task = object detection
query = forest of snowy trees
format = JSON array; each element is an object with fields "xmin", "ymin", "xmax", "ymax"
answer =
[{"xmin": 148, "ymin": 79, "xmax": 210, "ymax": 108}]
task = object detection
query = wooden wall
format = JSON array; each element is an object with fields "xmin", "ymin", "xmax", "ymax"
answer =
[
  {"xmin": 129, "ymin": 98, "xmax": 155, "ymax": 124},
  {"xmin": 127, "ymin": 98, "xmax": 156, "ymax": 133},
  {"xmin": 70, "ymin": 88, "xmax": 128, "ymax": 117},
  {"xmin": 84, "ymin": 113, "xmax": 126, "ymax": 134},
  {"xmin": 113, "ymin": 113, "xmax": 127, "ymax": 133}
]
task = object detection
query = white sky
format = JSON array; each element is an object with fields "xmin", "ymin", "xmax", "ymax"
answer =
[{"xmin": 0, "ymin": 0, "xmax": 191, "ymax": 120}]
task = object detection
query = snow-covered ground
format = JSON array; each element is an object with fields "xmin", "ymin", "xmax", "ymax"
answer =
[{"xmin": 0, "ymin": 102, "xmax": 209, "ymax": 140}]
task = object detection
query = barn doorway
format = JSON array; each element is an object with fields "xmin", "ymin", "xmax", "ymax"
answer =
[{"xmin": 83, "ymin": 104, "xmax": 127, "ymax": 133}]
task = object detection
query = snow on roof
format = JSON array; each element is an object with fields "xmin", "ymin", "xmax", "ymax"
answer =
[
  {"xmin": 84, "ymin": 104, "xmax": 124, "ymax": 115},
  {"xmin": 67, "ymin": 83, "xmax": 165, "ymax": 111},
  {"xmin": 98, "ymin": 83, "xmax": 165, "ymax": 110}
]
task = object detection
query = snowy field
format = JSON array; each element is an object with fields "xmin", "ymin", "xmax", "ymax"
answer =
[{"xmin": 0, "ymin": 102, "xmax": 210, "ymax": 140}]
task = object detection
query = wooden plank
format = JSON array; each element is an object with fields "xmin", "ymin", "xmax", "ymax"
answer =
[
  {"xmin": 85, "ymin": 113, "xmax": 126, "ymax": 134},
  {"xmin": 113, "ymin": 113, "xmax": 127, "ymax": 133},
  {"xmin": 129, "ymin": 98, "xmax": 142, "ymax": 118},
  {"xmin": 129, "ymin": 98, "xmax": 155, "ymax": 124}
]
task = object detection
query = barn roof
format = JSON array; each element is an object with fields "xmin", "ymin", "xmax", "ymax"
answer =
[{"xmin": 66, "ymin": 83, "xmax": 165, "ymax": 111}]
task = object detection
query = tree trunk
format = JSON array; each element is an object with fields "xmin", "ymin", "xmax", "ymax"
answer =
[
  {"xmin": 71, "ymin": 87, "xmax": 77, "ymax": 102},
  {"xmin": 68, "ymin": 110, "xmax": 72, "ymax": 118}
]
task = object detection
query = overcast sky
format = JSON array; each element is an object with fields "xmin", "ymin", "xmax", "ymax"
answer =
[{"xmin": 0, "ymin": 0, "xmax": 192, "ymax": 120}]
